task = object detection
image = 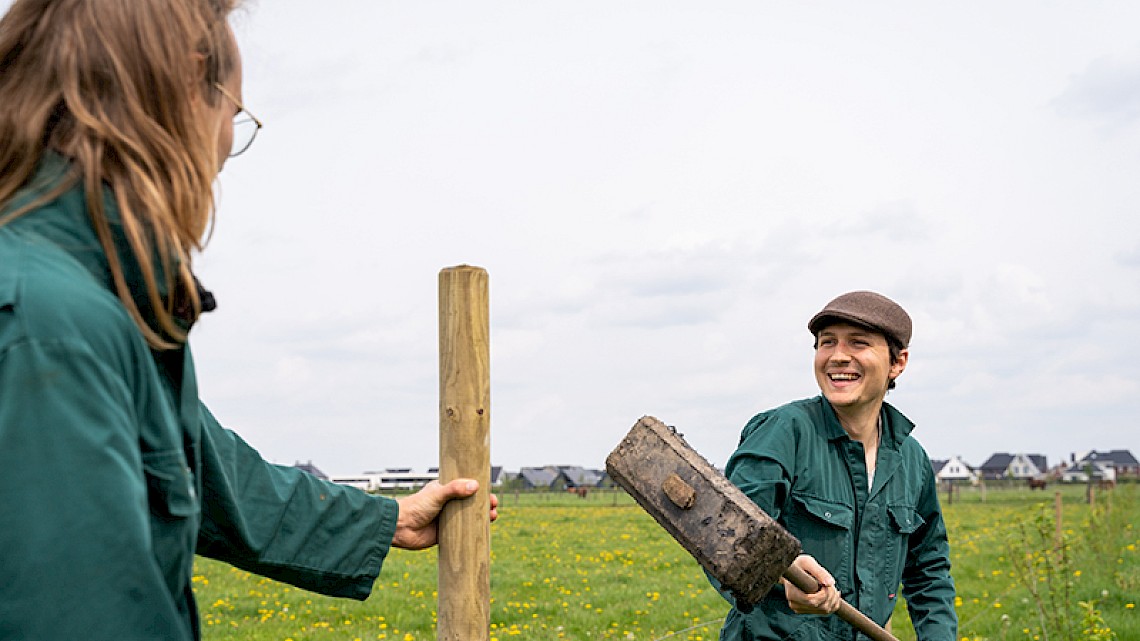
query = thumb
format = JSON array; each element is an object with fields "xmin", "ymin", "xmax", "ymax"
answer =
[{"xmin": 435, "ymin": 478, "xmax": 479, "ymax": 502}]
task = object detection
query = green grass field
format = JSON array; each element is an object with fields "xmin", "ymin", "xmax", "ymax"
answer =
[{"xmin": 193, "ymin": 483, "xmax": 1139, "ymax": 641}]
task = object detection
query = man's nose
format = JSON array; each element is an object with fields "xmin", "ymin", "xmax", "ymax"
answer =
[{"xmin": 828, "ymin": 343, "xmax": 852, "ymax": 363}]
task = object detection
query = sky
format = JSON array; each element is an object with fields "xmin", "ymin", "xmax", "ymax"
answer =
[{"xmin": 142, "ymin": 1, "xmax": 1140, "ymax": 476}]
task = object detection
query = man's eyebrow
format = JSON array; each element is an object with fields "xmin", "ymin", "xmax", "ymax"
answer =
[{"xmin": 819, "ymin": 328, "xmax": 874, "ymax": 337}]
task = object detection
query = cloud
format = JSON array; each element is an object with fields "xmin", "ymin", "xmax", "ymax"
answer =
[
  {"xmin": 408, "ymin": 43, "xmax": 478, "ymax": 66},
  {"xmin": 1053, "ymin": 53, "xmax": 1140, "ymax": 129},
  {"xmin": 190, "ymin": 0, "xmax": 1140, "ymax": 475},
  {"xmin": 1117, "ymin": 244, "xmax": 1140, "ymax": 268},
  {"xmin": 819, "ymin": 200, "xmax": 934, "ymax": 243}
]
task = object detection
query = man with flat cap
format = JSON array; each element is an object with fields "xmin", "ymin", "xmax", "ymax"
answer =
[{"xmin": 713, "ymin": 291, "xmax": 957, "ymax": 641}]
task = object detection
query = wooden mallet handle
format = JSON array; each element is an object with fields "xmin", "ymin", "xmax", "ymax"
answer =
[{"xmin": 783, "ymin": 564, "xmax": 900, "ymax": 641}]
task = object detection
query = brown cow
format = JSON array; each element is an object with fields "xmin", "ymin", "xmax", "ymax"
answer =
[{"xmin": 1027, "ymin": 478, "xmax": 1047, "ymax": 490}]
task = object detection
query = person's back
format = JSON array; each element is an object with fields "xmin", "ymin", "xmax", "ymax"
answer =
[{"xmin": 0, "ymin": 164, "xmax": 200, "ymax": 638}]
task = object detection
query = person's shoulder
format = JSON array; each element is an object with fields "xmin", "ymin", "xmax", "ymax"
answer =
[
  {"xmin": 898, "ymin": 434, "xmax": 934, "ymax": 467},
  {"xmin": 755, "ymin": 396, "xmax": 827, "ymax": 425},
  {"xmin": 894, "ymin": 430, "xmax": 938, "ymax": 485},
  {"xmin": 742, "ymin": 396, "xmax": 825, "ymax": 439},
  {"xmin": 886, "ymin": 406, "xmax": 926, "ymax": 454},
  {"xmin": 0, "ymin": 227, "xmax": 139, "ymax": 358}
]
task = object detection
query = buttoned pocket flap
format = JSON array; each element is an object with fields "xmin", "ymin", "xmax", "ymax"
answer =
[
  {"xmin": 794, "ymin": 495, "xmax": 853, "ymax": 530},
  {"xmin": 142, "ymin": 450, "xmax": 198, "ymax": 518},
  {"xmin": 888, "ymin": 505, "xmax": 924, "ymax": 534}
]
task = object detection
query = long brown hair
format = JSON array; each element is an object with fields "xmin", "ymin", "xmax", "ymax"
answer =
[{"xmin": 0, "ymin": 0, "xmax": 239, "ymax": 348}]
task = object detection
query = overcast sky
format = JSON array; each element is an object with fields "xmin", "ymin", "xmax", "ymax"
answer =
[{"xmin": 130, "ymin": 1, "xmax": 1140, "ymax": 475}]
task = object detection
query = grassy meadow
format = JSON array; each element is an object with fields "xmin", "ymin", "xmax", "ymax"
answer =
[{"xmin": 192, "ymin": 483, "xmax": 1139, "ymax": 641}]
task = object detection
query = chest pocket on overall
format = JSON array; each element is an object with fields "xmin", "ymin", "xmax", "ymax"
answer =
[
  {"xmin": 785, "ymin": 494, "xmax": 854, "ymax": 592},
  {"xmin": 141, "ymin": 448, "xmax": 199, "ymax": 596},
  {"xmin": 143, "ymin": 449, "xmax": 198, "ymax": 518},
  {"xmin": 884, "ymin": 504, "xmax": 924, "ymax": 589}
]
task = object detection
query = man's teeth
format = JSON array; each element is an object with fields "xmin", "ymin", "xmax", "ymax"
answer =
[{"xmin": 830, "ymin": 373, "xmax": 859, "ymax": 380}]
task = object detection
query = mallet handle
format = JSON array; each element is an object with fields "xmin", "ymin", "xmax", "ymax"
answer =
[{"xmin": 783, "ymin": 564, "xmax": 900, "ymax": 641}]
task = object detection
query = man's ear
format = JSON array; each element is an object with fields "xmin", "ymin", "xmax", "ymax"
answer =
[
  {"xmin": 889, "ymin": 348, "xmax": 909, "ymax": 381},
  {"xmin": 188, "ymin": 52, "xmax": 210, "ymax": 104}
]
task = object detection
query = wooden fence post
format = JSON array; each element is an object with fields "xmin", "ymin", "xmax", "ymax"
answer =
[
  {"xmin": 438, "ymin": 265, "xmax": 491, "ymax": 641},
  {"xmin": 1054, "ymin": 491, "xmax": 1062, "ymax": 550}
]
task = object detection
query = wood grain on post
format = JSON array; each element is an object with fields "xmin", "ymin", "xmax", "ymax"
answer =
[{"xmin": 438, "ymin": 265, "xmax": 491, "ymax": 641}]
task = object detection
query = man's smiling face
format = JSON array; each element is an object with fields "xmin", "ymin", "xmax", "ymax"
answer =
[{"xmin": 813, "ymin": 322, "xmax": 907, "ymax": 413}]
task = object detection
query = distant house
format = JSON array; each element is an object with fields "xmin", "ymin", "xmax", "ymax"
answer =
[
  {"xmin": 519, "ymin": 467, "xmax": 560, "ymax": 489},
  {"xmin": 517, "ymin": 465, "xmax": 609, "ymax": 490},
  {"xmin": 329, "ymin": 475, "xmax": 378, "ymax": 491},
  {"xmin": 330, "ymin": 467, "xmax": 439, "ymax": 491},
  {"xmin": 1061, "ymin": 450, "xmax": 1139, "ymax": 482},
  {"xmin": 1061, "ymin": 461, "xmax": 1115, "ymax": 483},
  {"xmin": 322, "ymin": 464, "xmax": 513, "ymax": 492},
  {"xmin": 934, "ymin": 456, "xmax": 977, "ymax": 484},
  {"xmin": 557, "ymin": 466, "xmax": 604, "ymax": 488},
  {"xmin": 977, "ymin": 453, "xmax": 1047, "ymax": 480},
  {"xmin": 365, "ymin": 468, "xmax": 438, "ymax": 489},
  {"xmin": 293, "ymin": 460, "xmax": 329, "ymax": 480},
  {"xmin": 930, "ymin": 459, "xmax": 947, "ymax": 476}
]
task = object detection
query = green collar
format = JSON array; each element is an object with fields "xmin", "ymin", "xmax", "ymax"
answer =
[{"xmin": 818, "ymin": 396, "xmax": 915, "ymax": 448}]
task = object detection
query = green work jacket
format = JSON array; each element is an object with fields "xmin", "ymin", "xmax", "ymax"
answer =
[
  {"xmin": 715, "ymin": 396, "xmax": 957, "ymax": 641},
  {"xmin": 0, "ymin": 156, "xmax": 399, "ymax": 640}
]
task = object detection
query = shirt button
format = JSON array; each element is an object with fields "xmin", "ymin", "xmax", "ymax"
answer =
[{"xmin": 825, "ymin": 511, "xmax": 832, "ymax": 518}]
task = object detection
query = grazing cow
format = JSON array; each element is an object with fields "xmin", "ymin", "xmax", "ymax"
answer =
[
  {"xmin": 566, "ymin": 487, "xmax": 589, "ymax": 498},
  {"xmin": 1097, "ymin": 479, "xmax": 1116, "ymax": 491},
  {"xmin": 1027, "ymin": 478, "xmax": 1047, "ymax": 490}
]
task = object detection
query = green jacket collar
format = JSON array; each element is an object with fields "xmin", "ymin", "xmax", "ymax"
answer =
[
  {"xmin": 9, "ymin": 152, "xmax": 215, "ymax": 334},
  {"xmin": 817, "ymin": 396, "xmax": 915, "ymax": 449}
]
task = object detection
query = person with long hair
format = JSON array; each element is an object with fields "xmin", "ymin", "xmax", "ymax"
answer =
[{"xmin": 0, "ymin": 1, "xmax": 495, "ymax": 638}]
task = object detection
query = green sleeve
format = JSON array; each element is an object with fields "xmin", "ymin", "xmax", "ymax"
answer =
[
  {"xmin": 0, "ymin": 339, "xmax": 193, "ymax": 640},
  {"xmin": 725, "ymin": 411, "xmax": 798, "ymax": 520},
  {"xmin": 902, "ymin": 464, "xmax": 958, "ymax": 641},
  {"xmin": 708, "ymin": 411, "xmax": 797, "ymax": 606},
  {"xmin": 194, "ymin": 405, "xmax": 399, "ymax": 599}
]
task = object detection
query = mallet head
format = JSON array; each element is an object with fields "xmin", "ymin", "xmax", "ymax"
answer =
[{"xmin": 605, "ymin": 416, "xmax": 802, "ymax": 605}]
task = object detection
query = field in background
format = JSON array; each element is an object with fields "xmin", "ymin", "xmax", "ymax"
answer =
[{"xmin": 192, "ymin": 484, "xmax": 1139, "ymax": 641}]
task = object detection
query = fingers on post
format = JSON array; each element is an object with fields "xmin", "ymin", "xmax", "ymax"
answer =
[
  {"xmin": 432, "ymin": 478, "xmax": 478, "ymax": 500},
  {"xmin": 444, "ymin": 478, "xmax": 477, "ymax": 499}
]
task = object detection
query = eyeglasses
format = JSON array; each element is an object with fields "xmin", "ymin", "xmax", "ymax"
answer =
[{"xmin": 214, "ymin": 83, "xmax": 263, "ymax": 158}]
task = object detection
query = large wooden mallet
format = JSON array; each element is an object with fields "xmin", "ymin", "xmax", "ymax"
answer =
[
  {"xmin": 606, "ymin": 416, "xmax": 899, "ymax": 641},
  {"xmin": 437, "ymin": 265, "xmax": 491, "ymax": 641}
]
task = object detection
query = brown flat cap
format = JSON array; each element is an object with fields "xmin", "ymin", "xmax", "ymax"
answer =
[{"xmin": 808, "ymin": 290, "xmax": 912, "ymax": 348}]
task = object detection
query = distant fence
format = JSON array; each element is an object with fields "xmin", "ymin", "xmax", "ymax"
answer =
[{"xmin": 939, "ymin": 476, "xmax": 1132, "ymax": 506}]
